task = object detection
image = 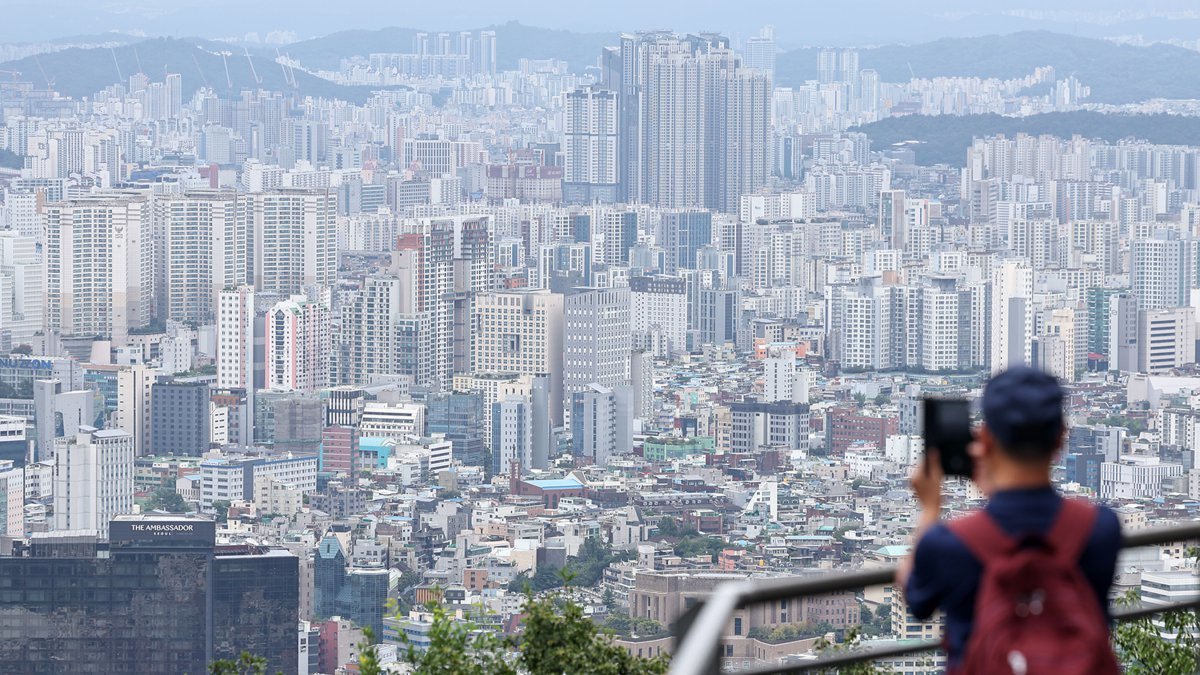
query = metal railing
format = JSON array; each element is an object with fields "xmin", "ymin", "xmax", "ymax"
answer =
[{"xmin": 668, "ymin": 521, "xmax": 1200, "ymax": 675}]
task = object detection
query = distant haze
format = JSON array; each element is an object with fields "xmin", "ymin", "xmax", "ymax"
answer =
[{"xmin": 4, "ymin": 0, "xmax": 1200, "ymax": 46}]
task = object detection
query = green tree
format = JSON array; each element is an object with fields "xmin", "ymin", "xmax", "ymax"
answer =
[
  {"xmin": 673, "ymin": 534, "xmax": 726, "ymax": 562},
  {"xmin": 521, "ymin": 594, "xmax": 668, "ymax": 675},
  {"xmin": 812, "ymin": 627, "xmax": 893, "ymax": 674},
  {"xmin": 604, "ymin": 613, "xmax": 633, "ymax": 634},
  {"xmin": 602, "ymin": 587, "xmax": 617, "ymax": 610},
  {"xmin": 208, "ymin": 651, "xmax": 277, "ymax": 675},
  {"xmin": 656, "ymin": 516, "xmax": 680, "ymax": 537},
  {"xmin": 395, "ymin": 593, "xmax": 668, "ymax": 675},
  {"xmin": 211, "ymin": 500, "xmax": 231, "ymax": 522},
  {"xmin": 631, "ymin": 617, "xmax": 665, "ymax": 637},
  {"xmin": 146, "ymin": 486, "xmax": 188, "ymax": 513},
  {"xmin": 1114, "ymin": 590, "xmax": 1200, "ymax": 674},
  {"xmin": 399, "ymin": 602, "xmax": 517, "ymax": 675}
]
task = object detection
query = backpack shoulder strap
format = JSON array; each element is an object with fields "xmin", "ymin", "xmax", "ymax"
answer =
[
  {"xmin": 946, "ymin": 510, "xmax": 1018, "ymax": 564},
  {"xmin": 1046, "ymin": 498, "xmax": 1098, "ymax": 565}
]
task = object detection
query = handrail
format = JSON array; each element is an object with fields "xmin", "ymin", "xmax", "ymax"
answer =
[{"xmin": 668, "ymin": 520, "xmax": 1200, "ymax": 675}]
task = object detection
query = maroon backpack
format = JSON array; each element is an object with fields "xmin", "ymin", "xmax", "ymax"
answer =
[{"xmin": 946, "ymin": 499, "xmax": 1119, "ymax": 675}]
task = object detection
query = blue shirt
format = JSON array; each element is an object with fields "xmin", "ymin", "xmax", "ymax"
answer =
[{"xmin": 904, "ymin": 487, "xmax": 1122, "ymax": 664}]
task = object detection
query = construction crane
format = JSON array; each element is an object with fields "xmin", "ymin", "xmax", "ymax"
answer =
[
  {"xmin": 275, "ymin": 47, "xmax": 297, "ymax": 88},
  {"xmin": 219, "ymin": 51, "xmax": 233, "ymax": 89},
  {"xmin": 31, "ymin": 54, "xmax": 53, "ymax": 89},
  {"xmin": 110, "ymin": 47, "xmax": 124, "ymax": 81},
  {"xmin": 191, "ymin": 50, "xmax": 210, "ymax": 89},
  {"xmin": 245, "ymin": 48, "xmax": 262, "ymax": 85},
  {"xmin": 0, "ymin": 69, "xmax": 21, "ymax": 82}
]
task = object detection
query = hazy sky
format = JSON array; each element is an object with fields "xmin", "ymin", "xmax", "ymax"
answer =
[{"xmin": 4, "ymin": 0, "xmax": 1200, "ymax": 46}]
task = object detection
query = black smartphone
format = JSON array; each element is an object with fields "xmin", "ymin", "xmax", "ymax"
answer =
[{"xmin": 922, "ymin": 397, "xmax": 974, "ymax": 478}]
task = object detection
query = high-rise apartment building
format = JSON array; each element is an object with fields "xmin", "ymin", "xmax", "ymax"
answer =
[
  {"xmin": 0, "ymin": 230, "xmax": 44, "ymax": 345},
  {"xmin": 247, "ymin": 189, "xmax": 337, "ymax": 295},
  {"xmin": 991, "ymin": 259, "xmax": 1034, "ymax": 373},
  {"xmin": 743, "ymin": 25, "xmax": 776, "ymax": 80},
  {"xmin": 397, "ymin": 221, "xmax": 456, "ymax": 388},
  {"xmin": 266, "ymin": 291, "xmax": 332, "ymax": 393},
  {"xmin": 154, "ymin": 190, "xmax": 246, "ymax": 325},
  {"xmin": 217, "ymin": 286, "xmax": 258, "ymax": 412},
  {"xmin": 1131, "ymin": 233, "xmax": 1190, "ymax": 311},
  {"xmin": 604, "ymin": 32, "xmax": 770, "ymax": 212},
  {"xmin": 878, "ymin": 189, "xmax": 906, "ymax": 250},
  {"xmin": 563, "ymin": 86, "xmax": 619, "ymax": 204},
  {"xmin": 44, "ymin": 194, "xmax": 153, "ymax": 344}
]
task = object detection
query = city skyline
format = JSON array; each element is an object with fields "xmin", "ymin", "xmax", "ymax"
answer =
[{"xmin": 0, "ymin": 4, "xmax": 1196, "ymax": 673}]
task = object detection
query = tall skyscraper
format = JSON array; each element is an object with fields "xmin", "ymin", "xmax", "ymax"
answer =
[
  {"xmin": 52, "ymin": 427, "xmax": 134, "ymax": 535},
  {"xmin": 605, "ymin": 32, "xmax": 770, "ymax": 212},
  {"xmin": 563, "ymin": 87, "xmax": 619, "ymax": 204},
  {"xmin": 879, "ymin": 189, "xmax": 906, "ymax": 250},
  {"xmin": 630, "ymin": 275, "xmax": 689, "ymax": 358},
  {"xmin": 334, "ymin": 275, "xmax": 408, "ymax": 386},
  {"xmin": 217, "ymin": 285, "xmax": 258, "ymax": 420},
  {"xmin": 477, "ymin": 30, "xmax": 497, "ymax": 75},
  {"xmin": 116, "ymin": 364, "xmax": 156, "ymax": 457},
  {"xmin": 149, "ymin": 377, "xmax": 211, "ymax": 457},
  {"xmin": 396, "ymin": 222, "xmax": 455, "ymax": 388},
  {"xmin": 0, "ymin": 230, "xmax": 44, "ymax": 344},
  {"xmin": 492, "ymin": 396, "xmax": 533, "ymax": 475}
]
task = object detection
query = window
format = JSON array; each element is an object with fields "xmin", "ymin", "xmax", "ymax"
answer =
[{"xmin": 733, "ymin": 617, "xmax": 742, "ymax": 635}]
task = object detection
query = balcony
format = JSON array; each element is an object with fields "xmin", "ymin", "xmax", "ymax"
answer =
[{"xmin": 668, "ymin": 521, "xmax": 1200, "ymax": 675}]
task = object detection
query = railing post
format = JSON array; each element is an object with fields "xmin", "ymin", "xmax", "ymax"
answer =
[{"xmin": 669, "ymin": 580, "xmax": 754, "ymax": 675}]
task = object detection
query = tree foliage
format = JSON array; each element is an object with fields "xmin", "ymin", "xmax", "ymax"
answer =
[
  {"xmin": 396, "ymin": 603, "xmax": 516, "ymax": 675},
  {"xmin": 853, "ymin": 112, "xmax": 1200, "ymax": 167},
  {"xmin": 673, "ymin": 534, "xmax": 726, "ymax": 562},
  {"xmin": 748, "ymin": 622, "xmax": 835, "ymax": 643},
  {"xmin": 507, "ymin": 537, "xmax": 621, "ymax": 593},
  {"xmin": 145, "ymin": 487, "xmax": 188, "ymax": 513},
  {"xmin": 382, "ymin": 592, "xmax": 668, "ymax": 675},
  {"xmin": 812, "ymin": 627, "xmax": 893, "ymax": 674},
  {"xmin": 208, "ymin": 651, "xmax": 277, "ymax": 675},
  {"xmin": 1114, "ymin": 590, "xmax": 1200, "ymax": 674},
  {"xmin": 521, "ymin": 594, "xmax": 668, "ymax": 675}
]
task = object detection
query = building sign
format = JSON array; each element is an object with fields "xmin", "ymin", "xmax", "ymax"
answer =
[
  {"xmin": 0, "ymin": 357, "xmax": 53, "ymax": 370},
  {"xmin": 109, "ymin": 519, "xmax": 217, "ymax": 546}
]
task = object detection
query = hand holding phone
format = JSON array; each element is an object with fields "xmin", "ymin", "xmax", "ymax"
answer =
[{"xmin": 922, "ymin": 397, "xmax": 974, "ymax": 478}]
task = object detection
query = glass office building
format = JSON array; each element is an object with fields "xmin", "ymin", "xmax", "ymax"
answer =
[{"xmin": 0, "ymin": 516, "xmax": 299, "ymax": 674}]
